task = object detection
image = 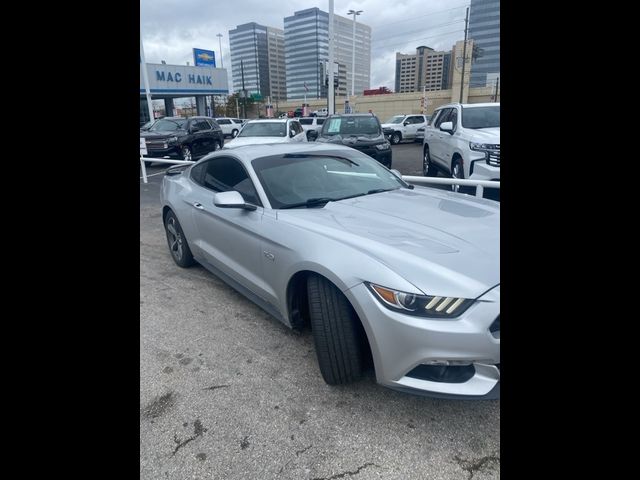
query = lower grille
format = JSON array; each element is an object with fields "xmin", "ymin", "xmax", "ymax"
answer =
[
  {"xmin": 406, "ymin": 364, "xmax": 475, "ymax": 383},
  {"xmin": 490, "ymin": 315, "xmax": 500, "ymax": 337},
  {"xmin": 486, "ymin": 149, "xmax": 500, "ymax": 166}
]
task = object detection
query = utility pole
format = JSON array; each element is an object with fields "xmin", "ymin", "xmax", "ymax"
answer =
[
  {"xmin": 328, "ymin": 0, "xmax": 335, "ymax": 115},
  {"xmin": 494, "ymin": 76, "xmax": 499, "ymax": 102},
  {"xmin": 241, "ymin": 59, "xmax": 247, "ymax": 118},
  {"xmin": 459, "ymin": 6, "xmax": 469, "ymax": 103}
]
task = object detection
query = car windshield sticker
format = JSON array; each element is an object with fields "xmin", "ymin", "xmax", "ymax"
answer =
[{"xmin": 327, "ymin": 118, "xmax": 341, "ymax": 133}]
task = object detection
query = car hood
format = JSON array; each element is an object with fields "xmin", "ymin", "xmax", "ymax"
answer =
[
  {"xmin": 278, "ymin": 187, "xmax": 499, "ymax": 298},
  {"xmin": 467, "ymin": 127, "xmax": 500, "ymax": 142},
  {"xmin": 140, "ymin": 130, "xmax": 186, "ymax": 139},
  {"xmin": 224, "ymin": 136, "xmax": 290, "ymax": 148}
]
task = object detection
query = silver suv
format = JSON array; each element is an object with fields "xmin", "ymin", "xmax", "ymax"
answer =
[{"xmin": 422, "ymin": 103, "xmax": 500, "ymax": 188}]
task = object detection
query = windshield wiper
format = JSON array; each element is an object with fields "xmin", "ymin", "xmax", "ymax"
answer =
[{"xmin": 280, "ymin": 197, "xmax": 334, "ymax": 209}]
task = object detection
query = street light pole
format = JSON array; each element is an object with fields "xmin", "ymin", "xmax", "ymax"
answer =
[
  {"xmin": 216, "ymin": 33, "xmax": 223, "ymax": 68},
  {"xmin": 347, "ymin": 9, "xmax": 362, "ymax": 98}
]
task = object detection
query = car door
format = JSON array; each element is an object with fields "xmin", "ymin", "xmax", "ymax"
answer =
[
  {"xmin": 197, "ymin": 118, "xmax": 216, "ymax": 154},
  {"xmin": 403, "ymin": 115, "xmax": 424, "ymax": 140},
  {"xmin": 217, "ymin": 118, "xmax": 231, "ymax": 136},
  {"xmin": 288, "ymin": 120, "xmax": 307, "ymax": 142},
  {"xmin": 428, "ymin": 108, "xmax": 451, "ymax": 168},
  {"xmin": 186, "ymin": 156, "xmax": 273, "ymax": 301}
]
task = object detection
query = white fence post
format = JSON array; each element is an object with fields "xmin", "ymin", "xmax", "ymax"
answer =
[{"xmin": 140, "ymin": 156, "xmax": 148, "ymax": 184}]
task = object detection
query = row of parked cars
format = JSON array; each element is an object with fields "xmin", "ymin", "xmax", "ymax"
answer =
[{"xmin": 141, "ymin": 103, "xmax": 500, "ymax": 189}]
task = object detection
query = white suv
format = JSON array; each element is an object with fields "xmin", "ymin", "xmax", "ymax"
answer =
[
  {"xmin": 215, "ymin": 117, "xmax": 245, "ymax": 138},
  {"xmin": 381, "ymin": 114, "xmax": 428, "ymax": 144},
  {"xmin": 422, "ymin": 103, "xmax": 500, "ymax": 187}
]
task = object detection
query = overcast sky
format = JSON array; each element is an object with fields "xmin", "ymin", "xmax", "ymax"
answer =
[{"xmin": 141, "ymin": 0, "xmax": 469, "ymax": 94}]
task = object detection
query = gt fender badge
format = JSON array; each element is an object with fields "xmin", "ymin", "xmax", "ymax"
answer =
[{"xmin": 263, "ymin": 251, "xmax": 275, "ymax": 261}]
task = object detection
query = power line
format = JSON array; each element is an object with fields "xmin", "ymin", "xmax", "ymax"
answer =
[
  {"xmin": 367, "ymin": 4, "xmax": 469, "ymax": 29},
  {"xmin": 370, "ymin": 29, "xmax": 465, "ymax": 49},
  {"xmin": 371, "ymin": 20, "xmax": 465, "ymax": 43}
]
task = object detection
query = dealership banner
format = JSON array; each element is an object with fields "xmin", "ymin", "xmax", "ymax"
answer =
[{"xmin": 193, "ymin": 48, "xmax": 216, "ymax": 67}]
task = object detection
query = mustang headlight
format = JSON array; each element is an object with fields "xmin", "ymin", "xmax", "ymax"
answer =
[
  {"xmin": 366, "ymin": 283, "xmax": 473, "ymax": 318},
  {"xmin": 469, "ymin": 142, "xmax": 499, "ymax": 151},
  {"xmin": 375, "ymin": 142, "xmax": 391, "ymax": 150}
]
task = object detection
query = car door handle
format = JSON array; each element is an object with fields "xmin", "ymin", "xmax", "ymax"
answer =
[{"xmin": 193, "ymin": 202, "xmax": 204, "ymax": 209}]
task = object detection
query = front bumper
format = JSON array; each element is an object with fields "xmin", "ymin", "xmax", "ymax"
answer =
[
  {"xmin": 145, "ymin": 145, "xmax": 181, "ymax": 159},
  {"xmin": 344, "ymin": 283, "xmax": 500, "ymax": 398}
]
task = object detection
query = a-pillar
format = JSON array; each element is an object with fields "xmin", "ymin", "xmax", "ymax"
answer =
[
  {"xmin": 196, "ymin": 96, "xmax": 207, "ymax": 116},
  {"xmin": 164, "ymin": 98, "xmax": 175, "ymax": 116}
]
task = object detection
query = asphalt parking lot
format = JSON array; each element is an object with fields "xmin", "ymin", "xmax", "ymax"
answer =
[{"xmin": 140, "ymin": 142, "xmax": 500, "ymax": 480}]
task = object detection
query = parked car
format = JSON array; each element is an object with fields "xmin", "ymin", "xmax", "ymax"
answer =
[
  {"xmin": 298, "ymin": 116, "xmax": 326, "ymax": 141},
  {"xmin": 293, "ymin": 107, "xmax": 304, "ymax": 117},
  {"xmin": 215, "ymin": 117, "xmax": 245, "ymax": 138},
  {"xmin": 140, "ymin": 116, "xmax": 224, "ymax": 161},
  {"xmin": 311, "ymin": 107, "xmax": 329, "ymax": 117},
  {"xmin": 423, "ymin": 103, "xmax": 500, "ymax": 190},
  {"xmin": 315, "ymin": 114, "xmax": 392, "ymax": 168},
  {"xmin": 223, "ymin": 118, "xmax": 307, "ymax": 148},
  {"xmin": 160, "ymin": 142, "xmax": 500, "ymax": 399},
  {"xmin": 381, "ymin": 114, "xmax": 428, "ymax": 145}
]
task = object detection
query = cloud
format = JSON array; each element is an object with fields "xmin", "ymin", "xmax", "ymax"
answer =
[{"xmin": 141, "ymin": 0, "xmax": 469, "ymax": 93}]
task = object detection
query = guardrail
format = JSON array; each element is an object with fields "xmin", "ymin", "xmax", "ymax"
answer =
[
  {"xmin": 401, "ymin": 176, "xmax": 500, "ymax": 198},
  {"xmin": 140, "ymin": 156, "xmax": 195, "ymax": 184}
]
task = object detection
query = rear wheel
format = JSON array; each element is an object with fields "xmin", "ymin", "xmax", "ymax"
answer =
[
  {"xmin": 307, "ymin": 275, "xmax": 363, "ymax": 385},
  {"xmin": 164, "ymin": 211, "xmax": 195, "ymax": 267}
]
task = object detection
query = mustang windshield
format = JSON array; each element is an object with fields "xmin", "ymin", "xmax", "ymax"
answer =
[{"xmin": 252, "ymin": 151, "xmax": 406, "ymax": 209}]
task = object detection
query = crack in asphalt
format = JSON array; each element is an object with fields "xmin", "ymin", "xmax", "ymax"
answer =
[
  {"xmin": 295, "ymin": 445, "xmax": 312, "ymax": 456},
  {"xmin": 202, "ymin": 384, "xmax": 230, "ymax": 391},
  {"xmin": 171, "ymin": 420, "xmax": 207, "ymax": 456},
  {"xmin": 453, "ymin": 454, "xmax": 500, "ymax": 480},
  {"xmin": 310, "ymin": 462, "xmax": 377, "ymax": 480}
]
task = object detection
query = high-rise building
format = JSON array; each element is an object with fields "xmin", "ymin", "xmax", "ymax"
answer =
[
  {"xmin": 395, "ymin": 46, "xmax": 452, "ymax": 93},
  {"xmin": 229, "ymin": 22, "xmax": 286, "ymax": 101},
  {"xmin": 284, "ymin": 7, "xmax": 371, "ymax": 101},
  {"xmin": 468, "ymin": 0, "xmax": 500, "ymax": 87}
]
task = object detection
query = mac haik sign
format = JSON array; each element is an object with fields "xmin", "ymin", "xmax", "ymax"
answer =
[{"xmin": 139, "ymin": 63, "xmax": 229, "ymax": 95}]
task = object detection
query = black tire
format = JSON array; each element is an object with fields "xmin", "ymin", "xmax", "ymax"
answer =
[
  {"xmin": 451, "ymin": 157, "xmax": 465, "ymax": 192},
  {"xmin": 423, "ymin": 146, "xmax": 438, "ymax": 177},
  {"xmin": 231, "ymin": 129, "xmax": 239, "ymax": 138},
  {"xmin": 181, "ymin": 145, "xmax": 193, "ymax": 162},
  {"xmin": 390, "ymin": 132, "xmax": 401, "ymax": 145},
  {"xmin": 164, "ymin": 210, "xmax": 195, "ymax": 268},
  {"xmin": 307, "ymin": 275, "xmax": 363, "ymax": 385}
]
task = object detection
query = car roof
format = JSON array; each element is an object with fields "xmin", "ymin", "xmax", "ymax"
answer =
[
  {"xmin": 435, "ymin": 102, "xmax": 500, "ymax": 110},
  {"xmin": 326, "ymin": 113, "xmax": 376, "ymax": 117},
  {"xmin": 245, "ymin": 118, "xmax": 290, "ymax": 123}
]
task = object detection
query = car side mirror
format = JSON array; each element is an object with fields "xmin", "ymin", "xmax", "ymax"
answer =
[
  {"xmin": 439, "ymin": 121, "xmax": 454, "ymax": 134},
  {"xmin": 289, "ymin": 129, "xmax": 296, "ymax": 138},
  {"xmin": 213, "ymin": 191, "xmax": 257, "ymax": 211},
  {"xmin": 190, "ymin": 125, "xmax": 200, "ymax": 133},
  {"xmin": 403, "ymin": 121, "xmax": 409, "ymax": 126},
  {"xmin": 307, "ymin": 130, "xmax": 318, "ymax": 141}
]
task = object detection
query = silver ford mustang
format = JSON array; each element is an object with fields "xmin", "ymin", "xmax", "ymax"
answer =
[{"xmin": 160, "ymin": 143, "xmax": 500, "ymax": 399}]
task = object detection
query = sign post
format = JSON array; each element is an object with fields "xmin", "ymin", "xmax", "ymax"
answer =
[{"xmin": 140, "ymin": 137, "xmax": 148, "ymax": 184}]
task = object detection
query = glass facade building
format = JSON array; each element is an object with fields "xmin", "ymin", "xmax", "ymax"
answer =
[{"xmin": 468, "ymin": 0, "xmax": 500, "ymax": 87}]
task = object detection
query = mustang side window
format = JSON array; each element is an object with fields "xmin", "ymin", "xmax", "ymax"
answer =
[{"xmin": 202, "ymin": 157, "xmax": 261, "ymax": 206}]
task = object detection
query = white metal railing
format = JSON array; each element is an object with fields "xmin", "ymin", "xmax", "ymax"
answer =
[
  {"xmin": 401, "ymin": 175, "xmax": 500, "ymax": 198},
  {"xmin": 140, "ymin": 156, "xmax": 195, "ymax": 183}
]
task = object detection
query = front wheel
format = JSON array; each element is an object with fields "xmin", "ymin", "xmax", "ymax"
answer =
[
  {"xmin": 231, "ymin": 129, "xmax": 239, "ymax": 138},
  {"xmin": 423, "ymin": 147, "xmax": 438, "ymax": 177},
  {"xmin": 390, "ymin": 132, "xmax": 401, "ymax": 145},
  {"xmin": 307, "ymin": 275, "xmax": 364, "ymax": 385},
  {"xmin": 181, "ymin": 145, "xmax": 193, "ymax": 162},
  {"xmin": 451, "ymin": 158, "xmax": 465, "ymax": 192},
  {"xmin": 164, "ymin": 211, "xmax": 195, "ymax": 268}
]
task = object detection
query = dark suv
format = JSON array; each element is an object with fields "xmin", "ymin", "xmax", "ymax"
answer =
[
  {"xmin": 314, "ymin": 114, "xmax": 392, "ymax": 167},
  {"xmin": 140, "ymin": 116, "xmax": 224, "ymax": 161}
]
